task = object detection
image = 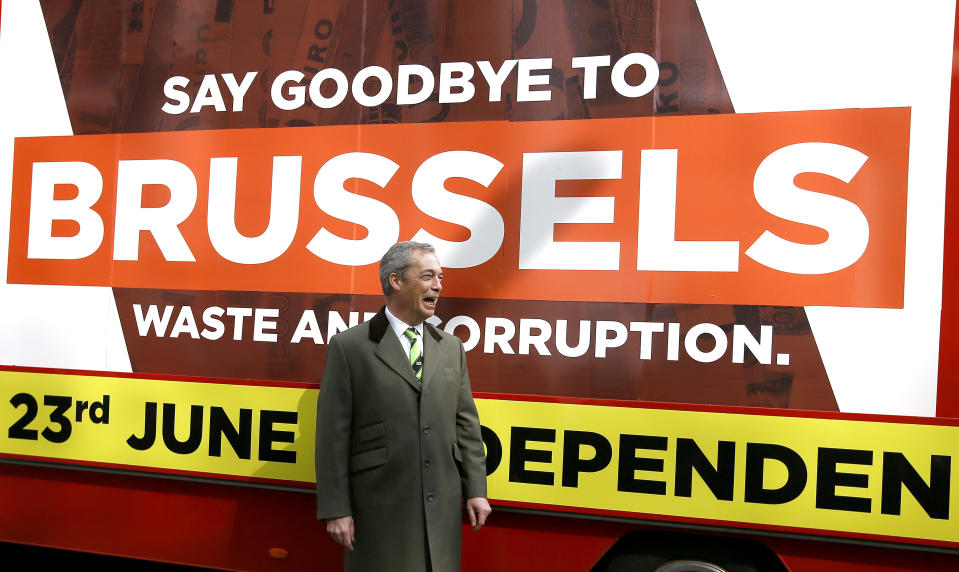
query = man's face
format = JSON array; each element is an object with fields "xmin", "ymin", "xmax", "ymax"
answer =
[{"xmin": 388, "ymin": 250, "xmax": 443, "ymax": 325}]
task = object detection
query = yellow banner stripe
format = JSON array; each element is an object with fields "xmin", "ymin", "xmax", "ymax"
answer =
[
  {"xmin": 0, "ymin": 370, "xmax": 316, "ymax": 483},
  {"xmin": 2, "ymin": 371, "xmax": 956, "ymax": 546}
]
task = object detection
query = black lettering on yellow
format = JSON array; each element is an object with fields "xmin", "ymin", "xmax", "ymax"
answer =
[
  {"xmin": 480, "ymin": 425, "xmax": 502, "ymax": 476},
  {"xmin": 881, "ymin": 452, "xmax": 951, "ymax": 520},
  {"xmin": 209, "ymin": 407, "xmax": 252, "ymax": 459},
  {"xmin": 509, "ymin": 427, "xmax": 555, "ymax": 485},
  {"xmin": 816, "ymin": 447, "xmax": 872, "ymax": 513},
  {"xmin": 675, "ymin": 438, "xmax": 735, "ymax": 501},
  {"xmin": 259, "ymin": 410, "xmax": 297, "ymax": 463},
  {"xmin": 41, "ymin": 395, "xmax": 72, "ymax": 444},
  {"xmin": 162, "ymin": 403, "xmax": 203, "ymax": 455},
  {"xmin": 71, "ymin": 396, "xmax": 110, "ymax": 424},
  {"xmin": 617, "ymin": 435, "xmax": 668, "ymax": 495},
  {"xmin": 89, "ymin": 396, "xmax": 110, "ymax": 424},
  {"xmin": 127, "ymin": 401, "xmax": 157, "ymax": 450},
  {"xmin": 561, "ymin": 430, "xmax": 612, "ymax": 487},
  {"xmin": 8, "ymin": 392, "xmax": 39, "ymax": 440},
  {"xmin": 744, "ymin": 443, "xmax": 806, "ymax": 504}
]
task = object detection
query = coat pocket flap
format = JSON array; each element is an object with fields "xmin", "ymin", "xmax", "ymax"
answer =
[
  {"xmin": 357, "ymin": 421, "xmax": 385, "ymax": 443},
  {"xmin": 350, "ymin": 447, "xmax": 387, "ymax": 473},
  {"xmin": 451, "ymin": 442, "xmax": 463, "ymax": 463}
]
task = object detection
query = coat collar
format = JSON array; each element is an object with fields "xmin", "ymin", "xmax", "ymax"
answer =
[
  {"xmin": 368, "ymin": 307, "xmax": 390, "ymax": 343},
  {"xmin": 369, "ymin": 306, "xmax": 443, "ymax": 392},
  {"xmin": 424, "ymin": 321, "xmax": 442, "ymax": 342},
  {"xmin": 368, "ymin": 306, "xmax": 442, "ymax": 342}
]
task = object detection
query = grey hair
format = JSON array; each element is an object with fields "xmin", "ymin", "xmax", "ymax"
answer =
[{"xmin": 379, "ymin": 241, "xmax": 435, "ymax": 296}]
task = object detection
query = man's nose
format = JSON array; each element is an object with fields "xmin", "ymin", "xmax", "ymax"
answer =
[{"xmin": 432, "ymin": 277, "xmax": 442, "ymax": 292}]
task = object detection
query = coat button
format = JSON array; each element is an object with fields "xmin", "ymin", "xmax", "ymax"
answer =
[
  {"xmin": 426, "ymin": 493, "xmax": 435, "ymax": 502},
  {"xmin": 424, "ymin": 459, "xmax": 432, "ymax": 468},
  {"xmin": 423, "ymin": 425, "xmax": 431, "ymax": 435}
]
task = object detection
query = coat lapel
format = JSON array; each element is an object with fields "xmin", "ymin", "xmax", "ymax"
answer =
[
  {"xmin": 420, "ymin": 322, "xmax": 443, "ymax": 391},
  {"xmin": 369, "ymin": 307, "xmax": 421, "ymax": 392}
]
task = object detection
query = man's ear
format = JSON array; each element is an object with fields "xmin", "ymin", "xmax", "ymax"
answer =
[{"xmin": 389, "ymin": 272, "xmax": 403, "ymax": 292}]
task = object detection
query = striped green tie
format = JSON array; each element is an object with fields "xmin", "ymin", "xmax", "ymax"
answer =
[{"xmin": 404, "ymin": 327, "xmax": 423, "ymax": 383}]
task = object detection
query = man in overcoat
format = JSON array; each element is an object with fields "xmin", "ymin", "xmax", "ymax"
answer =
[{"xmin": 315, "ymin": 241, "xmax": 491, "ymax": 571}]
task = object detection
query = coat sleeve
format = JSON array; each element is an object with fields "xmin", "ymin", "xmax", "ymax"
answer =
[
  {"xmin": 454, "ymin": 341, "xmax": 488, "ymax": 499},
  {"xmin": 315, "ymin": 334, "xmax": 353, "ymax": 520}
]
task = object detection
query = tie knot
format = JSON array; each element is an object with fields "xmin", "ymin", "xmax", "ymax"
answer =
[{"xmin": 404, "ymin": 327, "xmax": 418, "ymax": 341}]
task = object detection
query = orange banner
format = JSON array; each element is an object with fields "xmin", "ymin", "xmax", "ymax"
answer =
[{"xmin": 8, "ymin": 108, "xmax": 909, "ymax": 307}]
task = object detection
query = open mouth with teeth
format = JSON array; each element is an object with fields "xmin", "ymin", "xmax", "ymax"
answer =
[{"xmin": 423, "ymin": 297, "xmax": 438, "ymax": 307}]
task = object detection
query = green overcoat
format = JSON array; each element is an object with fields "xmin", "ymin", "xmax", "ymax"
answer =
[{"xmin": 314, "ymin": 308, "xmax": 487, "ymax": 571}]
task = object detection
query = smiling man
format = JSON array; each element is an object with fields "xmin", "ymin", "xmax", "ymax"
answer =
[{"xmin": 315, "ymin": 241, "xmax": 491, "ymax": 572}]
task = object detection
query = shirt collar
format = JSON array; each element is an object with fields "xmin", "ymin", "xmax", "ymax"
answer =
[{"xmin": 384, "ymin": 305, "xmax": 423, "ymax": 339}]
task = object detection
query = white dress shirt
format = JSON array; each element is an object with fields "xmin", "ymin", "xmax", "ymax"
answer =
[{"xmin": 384, "ymin": 306, "xmax": 424, "ymax": 359}]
